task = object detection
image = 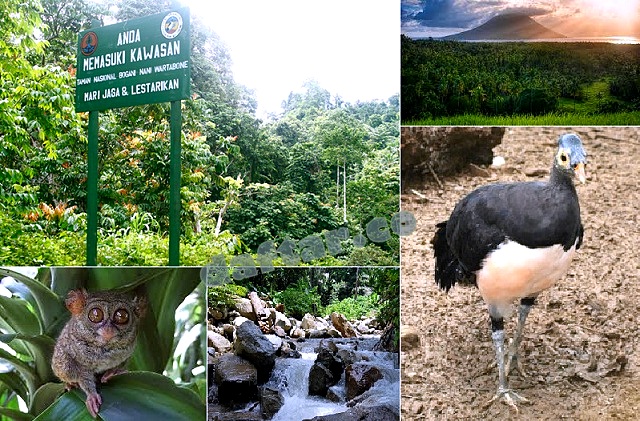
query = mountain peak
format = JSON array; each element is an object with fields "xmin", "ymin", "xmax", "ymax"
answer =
[{"xmin": 444, "ymin": 14, "xmax": 566, "ymax": 41}]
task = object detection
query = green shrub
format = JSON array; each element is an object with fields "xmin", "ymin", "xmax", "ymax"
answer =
[
  {"xmin": 275, "ymin": 279, "xmax": 322, "ymax": 319},
  {"xmin": 324, "ymin": 293, "xmax": 379, "ymax": 320},
  {"xmin": 208, "ymin": 284, "xmax": 249, "ymax": 309}
]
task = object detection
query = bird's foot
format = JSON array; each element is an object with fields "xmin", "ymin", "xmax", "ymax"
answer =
[
  {"xmin": 100, "ymin": 367, "xmax": 127, "ymax": 383},
  {"xmin": 487, "ymin": 387, "xmax": 529, "ymax": 412},
  {"xmin": 85, "ymin": 392, "xmax": 102, "ymax": 418},
  {"xmin": 505, "ymin": 352, "xmax": 527, "ymax": 377}
]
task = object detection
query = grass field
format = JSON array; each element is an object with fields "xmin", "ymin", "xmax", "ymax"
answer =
[{"xmin": 403, "ymin": 111, "xmax": 640, "ymax": 126}]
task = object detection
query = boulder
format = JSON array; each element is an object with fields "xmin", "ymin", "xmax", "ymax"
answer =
[
  {"xmin": 233, "ymin": 316, "xmax": 252, "ymax": 329},
  {"xmin": 301, "ymin": 313, "xmax": 317, "ymax": 330},
  {"xmin": 290, "ymin": 327, "xmax": 306, "ymax": 338},
  {"xmin": 308, "ymin": 347, "xmax": 344, "ymax": 397},
  {"xmin": 274, "ymin": 326, "xmax": 286, "ymax": 338},
  {"xmin": 261, "ymin": 387, "xmax": 284, "ymax": 419},
  {"xmin": 213, "ymin": 354, "xmax": 258, "ymax": 406},
  {"xmin": 235, "ymin": 298, "xmax": 257, "ymax": 321},
  {"xmin": 302, "ymin": 404, "xmax": 398, "ymax": 421},
  {"xmin": 208, "ymin": 331, "xmax": 232, "ymax": 354},
  {"xmin": 234, "ymin": 321, "xmax": 276, "ymax": 383},
  {"xmin": 345, "ymin": 363, "xmax": 383, "ymax": 401},
  {"xmin": 274, "ymin": 311, "xmax": 292, "ymax": 332},
  {"xmin": 330, "ymin": 312, "xmax": 357, "ymax": 338}
]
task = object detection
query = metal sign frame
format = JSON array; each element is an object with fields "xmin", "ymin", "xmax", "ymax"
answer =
[{"xmin": 77, "ymin": 8, "xmax": 191, "ymax": 266}]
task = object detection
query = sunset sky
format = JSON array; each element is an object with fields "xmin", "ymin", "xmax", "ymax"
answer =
[{"xmin": 402, "ymin": 0, "xmax": 640, "ymax": 39}]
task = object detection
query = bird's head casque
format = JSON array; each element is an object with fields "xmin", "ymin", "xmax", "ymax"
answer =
[{"xmin": 556, "ymin": 133, "xmax": 587, "ymax": 183}]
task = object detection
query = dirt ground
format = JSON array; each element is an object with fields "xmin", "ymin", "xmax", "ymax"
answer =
[{"xmin": 400, "ymin": 126, "xmax": 640, "ymax": 420}]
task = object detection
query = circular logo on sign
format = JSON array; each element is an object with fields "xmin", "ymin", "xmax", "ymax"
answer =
[
  {"xmin": 80, "ymin": 31, "xmax": 98, "ymax": 56},
  {"xmin": 161, "ymin": 12, "xmax": 183, "ymax": 39}
]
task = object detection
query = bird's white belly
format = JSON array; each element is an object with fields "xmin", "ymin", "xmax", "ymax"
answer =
[{"xmin": 476, "ymin": 239, "xmax": 577, "ymax": 308}]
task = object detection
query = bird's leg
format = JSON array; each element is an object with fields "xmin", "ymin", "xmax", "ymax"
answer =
[
  {"xmin": 506, "ymin": 297, "xmax": 535, "ymax": 377},
  {"xmin": 487, "ymin": 315, "xmax": 529, "ymax": 410}
]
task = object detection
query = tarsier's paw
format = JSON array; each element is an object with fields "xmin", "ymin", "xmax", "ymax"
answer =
[
  {"xmin": 86, "ymin": 392, "xmax": 102, "ymax": 418},
  {"xmin": 100, "ymin": 367, "xmax": 128, "ymax": 383}
]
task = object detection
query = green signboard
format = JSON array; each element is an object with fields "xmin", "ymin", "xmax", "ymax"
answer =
[{"xmin": 76, "ymin": 8, "xmax": 191, "ymax": 112}]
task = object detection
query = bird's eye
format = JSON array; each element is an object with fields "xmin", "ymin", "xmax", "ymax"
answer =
[
  {"xmin": 560, "ymin": 152, "xmax": 568, "ymax": 163},
  {"xmin": 88, "ymin": 307, "xmax": 104, "ymax": 323},
  {"xmin": 113, "ymin": 309, "xmax": 129, "ymax": 325}
]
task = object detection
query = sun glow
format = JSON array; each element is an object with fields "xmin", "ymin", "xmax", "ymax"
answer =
[{"xmin": 582, "ymin": 0, "xmax": 639, "ymax": 19}]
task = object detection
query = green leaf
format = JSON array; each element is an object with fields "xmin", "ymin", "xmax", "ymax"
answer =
[
  {"xmin": 0, "ymin": 333, "xmax": 56, "ymax": 385},
  {"xmin": 30, "ymin": 382, "xmax": 66, "ymax": 415},
  {"xmin": 0, "ymin": 268, "xmax": 65, "ymax": 334},
  {"xmin": 35, "ymin": 372, "xmax": 205, "ymax": 421},
  {"xmin": 0, "ymin": 371, "xmax": 29, "ymax": 402},
  {"xmin": 0, "ymin": 407, "xmax": 34, "ymax": 421},
  {"xmin": 0, "ymin": 295, "xmax": 41, "ymax": 335}
]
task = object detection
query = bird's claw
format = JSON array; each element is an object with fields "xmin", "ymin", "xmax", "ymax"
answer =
[{"xmin": 487, "ymin": 388, "xmax": 529, "ymax": 412}]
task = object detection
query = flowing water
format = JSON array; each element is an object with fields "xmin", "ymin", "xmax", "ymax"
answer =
[{"xmin": 268, "ymin": 338, "xmax": 399, "ymax": 421}]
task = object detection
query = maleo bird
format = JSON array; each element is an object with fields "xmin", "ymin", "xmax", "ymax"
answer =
[{"xmin": 432, "ymin": 133, "xmax": 587, "ymax": 409}]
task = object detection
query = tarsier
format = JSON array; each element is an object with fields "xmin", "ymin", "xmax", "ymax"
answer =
[{"xmin": 52, "ymin": 289, "xmax": 146, "ymax": 418}]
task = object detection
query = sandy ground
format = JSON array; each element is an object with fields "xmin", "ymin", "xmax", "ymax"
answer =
[{"xmin": 400, "ymin": 127, "xmax": 640, "ymax": 420}]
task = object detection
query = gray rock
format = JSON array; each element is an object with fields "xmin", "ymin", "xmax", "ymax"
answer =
[
  {"xmin": 235, "ymin": 298, "xmax": 257, "ymax": 321},
  {"xmin": 213, "ymin": 354, "xmax": 258, "ymax": 407},
  {"xmin": 234, "ymin": 321, "xmax": 276, "ymax": 383},
  {"xmin": 301, "ymin": 313, "xmax": 317, "ymax": 330},
  {"xmin": 345, "ymin": 363, "xmax": 383, "ymax": 401},
  {"xmin": 302, "ymin": 404, "xmax": 399, "ymax": 421},
  {"xmin": 308, "ymin": 347, "xmax": 344, "ymax": 397},
  {"xmin": 208, "ymin": 331, "xmax": 232, "ymax": 354},
  {"xmin": 261, "ymin": 387, "xmax": 284, "ymax": 419}
]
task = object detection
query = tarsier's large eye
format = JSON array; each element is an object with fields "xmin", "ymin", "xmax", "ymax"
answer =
[
  {"xmin": 113, "ymin": 309, "xmax": 129, "ymax": 325},
  {"xmin": 88, "ymin": 307, "xmax": 104, "ymax": 323}
]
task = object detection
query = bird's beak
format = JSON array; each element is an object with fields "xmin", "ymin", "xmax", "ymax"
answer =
[{"xmin": 574, "ymin": 162, "xmax": 586, "ymax": 184}]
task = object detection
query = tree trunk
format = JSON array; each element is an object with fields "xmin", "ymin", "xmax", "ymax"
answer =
[{"xmin": 342, "ymin": 161, "xmax": 347, "ymax": 224}]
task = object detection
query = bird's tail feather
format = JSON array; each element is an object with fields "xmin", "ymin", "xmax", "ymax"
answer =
[{"xmin": 432, "ymin": 221, "xmax": 474, "ymax": 291}]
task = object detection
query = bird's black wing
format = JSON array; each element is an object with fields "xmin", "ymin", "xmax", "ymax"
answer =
[{"xmin": 446, "ymin": 181, "xmax": 582, "ymax": 273}]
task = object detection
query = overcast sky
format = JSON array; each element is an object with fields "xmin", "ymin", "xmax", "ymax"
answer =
[
  {"xmin": 402, "ymin": 0, "xmax": 640, "ymax": 39},
  {"xmin": 182, "ymin": 1, "xmax": 400, "ymax": 119}
]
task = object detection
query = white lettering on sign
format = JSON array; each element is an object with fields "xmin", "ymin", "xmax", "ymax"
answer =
[
  {"xmin": 102, "ymin": 87, "xmax": 121, "ymax": 99},
  {"xmin": 153, "ymin": 60, "xmax": 189, "ymax": 73},
  {"xmin": 130, "ymin": 78, "xmax": 180, "ymax": 95},
  {"xmin": 140, "ymin": 67, "xmax": 152, "ymax": 75},
  {"xmin": 93, "ymin": 74, "xmax": 116, "ymax": 83},
  {"xmin": 117, "ymin": 29, "xmax": 141, "ymax": 46},
  {"xmin": 118, "ymin": 70, "xmax": 137, "ymax": 79},
  {"xmin": 129, "ymin": 41, "xmax": 180, "ymax": 62},
  {"xmin": 77, "ymin": 77, "xmax": 92, "ymax": 85},
  {"xmin": 83, "ymin": 90, "xmax": 101, "ymax": 101},
  {"xmin": 83, "ymin": 51, "xmax": 126, "ymax": 71}
]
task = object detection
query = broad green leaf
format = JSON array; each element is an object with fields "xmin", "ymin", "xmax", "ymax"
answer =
[
  {"xmin": 30, "ymin": 382, "xmax": 66, "ymax": 415},
  {"xmin": 0, "ymin": 344, "xmax": 37, "ymax": 386},
  {"xmin": 0, "ymin": 333, "xmax": 56, "ymax": 384},
  {"xmin": 35, "ymin": 372, "xmax": 205, "ymax": 421},
  {"xmin": 0, "ymin": 371, "xmax": 29, "ymax": 402},
  {"xmin": 0, "ymin": 407, "xmax": 34, "ymax": 421},
  {"xmin": 0, "ymin": 295, "xmax": 41, "ymax": 336},
  {"xmin": 0, "ymin": 268, "xmax": 65, "ymax": 334}
]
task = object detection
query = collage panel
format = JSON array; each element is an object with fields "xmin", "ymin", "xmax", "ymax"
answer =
[
  {"xmin": 400, "ymin": 126, "xmax": 639, "ymax": 418},
  {"xmin": 0, "ymin": 266, "xmax": 205, "ymax": 420},
  {"xmin": 205, "ymin": 267, "xmax": 400, "ymax": 420}
]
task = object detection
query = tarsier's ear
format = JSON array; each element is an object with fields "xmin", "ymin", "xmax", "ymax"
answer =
[
  {"xmin": 65, "ymin": 289, "xmax": 88, "ymax": 315},
  {"xmin": 133, "ymin": 295, "xmax": 147, "ymax": 318}
]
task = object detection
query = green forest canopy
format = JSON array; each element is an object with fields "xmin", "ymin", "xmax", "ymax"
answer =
[
  {"xmin": 0, "ymin": 0, "xmax": 400, "ymax": 266},
  {"xmin": 401, "ymin": 36, "xmax": 640, "ymax": 122}
]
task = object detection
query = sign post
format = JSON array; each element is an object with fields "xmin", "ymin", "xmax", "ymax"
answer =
[{"xmin": 76, "ymin": 8, "xmax": 191, "ymax": 265}]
